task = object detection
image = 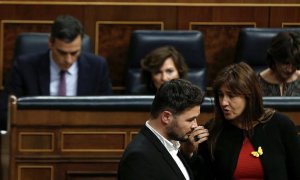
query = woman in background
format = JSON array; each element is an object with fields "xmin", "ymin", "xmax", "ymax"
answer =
[
  {"xmin": 258, "ymin": 31, "xmax": 300, "ymax": 96},
  {"xmin": 137, "ymin": 46, "xmax": 188, "ymax": 94}
]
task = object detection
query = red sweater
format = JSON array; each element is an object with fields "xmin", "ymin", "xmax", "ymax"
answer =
[{"xmin": 234, "ymin": 137, "xmax": 264, "ymax": 180}]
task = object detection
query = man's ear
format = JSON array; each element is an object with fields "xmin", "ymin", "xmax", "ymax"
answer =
[{"xmin": 161, "ymin": 110, "xmax": 172, "ymax": 125}]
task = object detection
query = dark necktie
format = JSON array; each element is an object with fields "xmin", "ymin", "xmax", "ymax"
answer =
[{"xmin": 58, "ymin": 70, "xmax": 66, "ymax": 96}]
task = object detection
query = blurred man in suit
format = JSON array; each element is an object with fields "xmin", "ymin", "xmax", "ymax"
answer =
[{"xmin": 118, "ymin": 79, "xmax": 209, "ymax": 180}]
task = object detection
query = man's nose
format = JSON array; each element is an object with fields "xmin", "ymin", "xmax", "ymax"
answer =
[
  {"xmin": 65, "ymin": 54, "xmax": 73, "ymax": 64},
  {"xmin": 191, "ymin": 119, "xmax": 198, "ymax": 129}
]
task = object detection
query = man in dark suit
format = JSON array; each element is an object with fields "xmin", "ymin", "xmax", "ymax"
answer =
[
  {"xmin": 0, "ymin": 15, "xmax": 112, "ymax": 130},
  {"xmin": 118, "ymin": 79, "xmax": 209, "ymax": 180}
]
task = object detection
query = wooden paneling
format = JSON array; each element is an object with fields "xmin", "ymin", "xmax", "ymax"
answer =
[
  {"xmin": 1, "ymin": 0, "xmax": 300, "ymax": 4},
  {"xmin": 18, "ymin": 132, "xmax": 54, "ymax": 152},
  {"xmin": 61, "ymin": 132, "xmax": 126, "ymax": 152},
  {"xmin": 2, "ymin": 96, "xmax": 215, "ymax": 179},
  {"xmin": 82, "ymin": 5, "xmax": 177, "ymax": 45},
  {"xmin": 66, "ymin": 171, "xmax": 117, "ymax": 180},
  {"xmin": 270, "ymin": 7, "xmax": 300, "ymax": 27},
  {"xmin": 191, "ymin": 23, "xmax": 255, "ymax": 90},
  {"xmin": 177, "ymin": 6, "xmax": 269, "ymax": 90},
  {"xmin": 3, "ymin": 96, "xmax": 300, "ymax": 180},
  {"xmin": 96, "ymin": 21, "xmax": 163, "ymax": 90},
  {"xmin": 18, "ymin": 165, "xmax": 53, "ymax": 180},
  {"xmin": 0, "ymin": 4, "xmax": 300, "ymax": 93}
]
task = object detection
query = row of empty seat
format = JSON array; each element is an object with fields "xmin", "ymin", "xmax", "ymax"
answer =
[{"xmin": 13, "ymin": 27, "xmax": 300, "ymax": 94}]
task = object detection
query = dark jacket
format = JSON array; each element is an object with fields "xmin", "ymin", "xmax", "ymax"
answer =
[
  {"xmin": 8, "ymin": 51, "xmax": 112, "ymax": 96},
  {"xmin": 118, "ymin": 125, "xmax": 194, "ymax": 180},
  {"xmin": 194, "ymin": 112, "xmax": 300, "ymax": 180}
]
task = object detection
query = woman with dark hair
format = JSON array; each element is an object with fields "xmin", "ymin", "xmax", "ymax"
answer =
[
  {"xmin": 137, "ymin": 46, "xmax": 188, "ymax": 94},
  {"xmin": 258, "ymin": 31, "xmax": 300, "ymax": 96},
  {"xmin": 183, "ymin": 62, "xmax": 300, "ymax": 179}
]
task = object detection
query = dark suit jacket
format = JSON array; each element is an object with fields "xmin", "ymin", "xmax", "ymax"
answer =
[
  {"xmin": 118, "ymin": 125, "xmax": 194, "ymax": 180},
  {"xmin": 8, "ymin": 50, "xmax": 112, "ymax": 96},
  {"xmin": 0, "ymin": 51, "xmax": 112, "ymax": 129}
]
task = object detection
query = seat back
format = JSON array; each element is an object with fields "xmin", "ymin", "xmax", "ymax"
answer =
[
  {"xmin": 14, "ymin": 32, "xmax": 92, "ymax": 57},
  {"xmin": 126, "ymin": 30, "xmax": 206, "ymax": 94},
  {"xmin": 235, "ymin": 27, "xmax": 300, "ymax": 72}
]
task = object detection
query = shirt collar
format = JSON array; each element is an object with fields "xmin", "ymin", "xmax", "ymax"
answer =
[{"xmin": 145, "ymin": 120, "xmax": 181, "ymax": 152}]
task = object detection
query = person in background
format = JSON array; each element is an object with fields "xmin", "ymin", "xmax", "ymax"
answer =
[
  {"xmin": 0, "ymin": 15, "xmax": 112, "ymax": 130},
  {"xmin": 185, "ymin": 62, "xmax": 300, "ymax": 179},
  {"xmin": 118, "ymin": 79, "xmax": 209, "ymax": 180},
  {"xmin": 137, "ymin": 46, "xmax": 188, "ymax": 94},
  {"xmin": 258, "ymin": 31, "xmax": 300, "ymax": 96}
]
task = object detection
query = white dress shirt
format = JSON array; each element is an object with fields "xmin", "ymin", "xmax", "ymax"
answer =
[{"xmin": 145, "ymin": 121, "xmax": 190, "ymax": 180}]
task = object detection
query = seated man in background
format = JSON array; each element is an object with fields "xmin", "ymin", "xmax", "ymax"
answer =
[
  {"xmin": 258, "ymin": 31, "xmax": 300, "ymax": 96},
  {"xmin": 0, "ymin": 15, "xmax": 112, "ymax": 130},
  {"xmin": 118, "ymin": 79, "xmax": 209, "ymax": 180}
]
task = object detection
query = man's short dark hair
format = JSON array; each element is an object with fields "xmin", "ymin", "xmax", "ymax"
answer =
[
  {"xmin": 50, "ymin": 15, "xmax": 84, "ymax": 42},
  {"xmin": 150, "ymin": 79, "xmax": 204, "ymax": 118}
]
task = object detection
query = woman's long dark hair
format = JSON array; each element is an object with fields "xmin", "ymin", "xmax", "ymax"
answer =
[
  {"xmin": 267, "ymin": 32, "xmax": 300, "ymax": 70},
  {"xmin": 208, "ymin": 62, "xmax": 265, "ymax": 159}
]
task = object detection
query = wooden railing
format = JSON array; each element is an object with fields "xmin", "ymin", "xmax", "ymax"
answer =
[{"xmin": 1, "ymin": 95, "xmax": 299, "ymax": 180}]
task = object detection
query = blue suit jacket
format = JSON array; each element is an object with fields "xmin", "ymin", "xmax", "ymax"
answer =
[
  {"xmin": 118, "ymin": 125, "xmax": 194, "ymax": 180},
  {"xmin": 0, "ymin": 51, "xmax": 112, "ymax": 129}
]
